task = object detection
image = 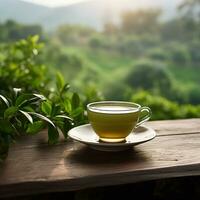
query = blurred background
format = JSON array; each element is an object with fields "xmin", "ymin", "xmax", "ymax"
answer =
[{"xmin": 0, "ymin": 0, "xmax": 200, "ymax": 120}]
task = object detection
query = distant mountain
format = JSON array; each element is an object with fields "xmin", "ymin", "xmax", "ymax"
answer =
[{"xmin": 0, "ymin": 0, "xmax": 183, "ymax": 30}]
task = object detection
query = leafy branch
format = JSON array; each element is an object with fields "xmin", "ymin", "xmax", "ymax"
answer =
[
  {"xmin": 0, "ymin": 36, "xmax": 90, "ymax": 163},
  {"xmin": 0, "ymin": 73, "xmax": 87, "ymax": 162}
]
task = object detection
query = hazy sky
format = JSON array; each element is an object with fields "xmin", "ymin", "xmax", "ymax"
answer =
[
  {"xmin": 21, "ymin": 0, "xmax": 92, "ymax": 7},
  {"xmin": 21, "ymin": 0, "xmax": 183, "ymax": 8}
]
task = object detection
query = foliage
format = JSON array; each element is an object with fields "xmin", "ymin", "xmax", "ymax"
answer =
[
  {"xmin": 186, "ymin": 85, "xmax": 200, "ymax": 105},
  {"xmin": 131, "ymin": 90, "xmax": 200, "ymax": 120},
  {"xmin": 82, "ymin": 84, "xmax": 104, "ymax": 106},
  {"xmin": 120, "ymin": 9, "xmax": 161, "ymax": 35},
  {"xmin": 104, "ymin": 81, "xmax": 132, "ymax": 100},
  {"xmin": 0, "ymin": 35, "xmax": 49, "ymax": 93},
  {"xmin": 89, "ymin": 34, "xmax": 117, "ymax": 50},
  {"xmin": 0, "ymin": 36, "xmax": 89, "ymax": 162},
  {"xmin": 103, "ymin": 22, "xmax": 118, "ymax": 35},
  {"xmin": 37, "ymin": 42, "xmax": 84, "ymax": 82},
  {"xmin": 0, "ymin": 89, "xmax": 45, "ymax": 162},
  {"xmin": 0, "ymin": 76, "xmax": 87, "ymax": 162},
  {"xmin": 189, "ymin": 39, "xmax": 200, "ymax": 62},
  {"xmin": 147, "ymin": 48, "xmax": 169, "ymax": 61},
  {"xmin": 125, "ymin": 60, "xmax": 174, "ymax": 98},
  {"xmin": 0, "ymin": 7, "xmax": 197, "ymax": 106},
  {"xmin": 0, "ymin": 72, "xmax": 88, "ymax": 157},
  {"xmin": 167, "ymin": 43, "xmax": 191, "ymax": 64},
  {"xmin": 54, "ymin": 24, "xmax": 96, "ymax": 45},
  {"xmin": 10, "ymin": 5, "xmax": 197, "ymax": 108},
  {"xmin": 0, "ymin": 20, "xmax": 43, "ymax": 42},
  {"xmin": 89, "ymin": 35, "xmax": 106, "ymax": 49}
]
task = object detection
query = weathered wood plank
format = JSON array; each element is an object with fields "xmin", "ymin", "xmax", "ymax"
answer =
[
  {"xmin": 0, "ymin": 119, "xmax": 200, "ymax": 197},
  {"xmin": 147, "ymin": 118, "xmax": 200, "ymax": 136},
  {"xmin": 10, "ymin": 118, "xmax": 200, "ymax": 149}
]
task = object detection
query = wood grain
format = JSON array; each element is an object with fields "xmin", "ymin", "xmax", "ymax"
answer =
[
  {"xmin": 147, "ymin": 118, "xmax": 200, "ymax": 136},
  {"xmin": 1, "ymin": 119, "xmax": 200, "ymax": 198}
]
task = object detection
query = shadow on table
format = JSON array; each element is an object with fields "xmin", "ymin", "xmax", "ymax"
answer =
[{"xmin": 66, "ymin": 144, "xmax": 149, "ymax": 165}]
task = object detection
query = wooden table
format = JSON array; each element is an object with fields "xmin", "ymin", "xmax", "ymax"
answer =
[{"xmin": 1, "ymin": 118, "xmax": 200, "ymax": 198}]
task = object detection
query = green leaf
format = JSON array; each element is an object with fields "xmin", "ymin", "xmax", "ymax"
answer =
[
  {"xmin": 41, "ymin": 101, "xmax": 52, "ymax": 116},
  {"xmin": 51, "ymin": 104, "xmax": 61, "ymax": 116},
  {"xmin": 55, "ymin": 115, "xmax": 73, "ymax": 121},
  {"xmin": 48, "ymin": 125, "xmax": 59, "ymax": 144},
  {"xmin": 31, "ymin": 35, "xmax": 39, "ymax": 43},
  {"xmin": 28, "ymin": 112, "xmax": 55, "ymax": 128},
  {"xmin": 14, "ymin": 117, "xmax": 22, "ymax": 128},
  {"xmin": 27, "ymin": 121, "xmax": 44, "ymax": 135},
  {"xmin": 62, "ymin": 83, "xmax": 70, "ymax": 93},
  {"xmin": 16, "ymin": 94, "xmax": 45, "ymax": 108},
  {"xmin": 15, "ymin": 94, "xmax": 33, "ymax": 107},
  {"xmin": 71, "ymin": 107, "xmax": 83, "ymax": 118},
  {"xmin": 26, "ymin": 97, "xmax": 43, "ymax": 105},
  {"xmin": 13, "ymin": 88, "xmax": 22, "ymax": 98},
  {"xmin": 71, "ymin": 93, "xmax": 80, "ymax": 109},
  {"xmin": 63, "ymin": 120, "xmax": 73, "ymax": 138},
  {"xmin": 19, "ymin": 110, "xmax": 33, "ymax": 123},
  {"xmin": 0, "ymin": 95, "xmax": 9, "ymax": 107},
  {"xmin": 54, "ymin": 120, "xmax": 64, "ymax": 128},
  {"xmin": 23, "ymin": 106, "xmax": 35, "ymax": 112},
  {"xmin": 4, "ymin": 106, "xmax": 18, "ymax": 119},
  {"xmin": 33, "ymin": 94, "xmax": 46, "ymax": 101},
  {"xmin": 0, "ymin": 119, "xmax": 14, "ymax": 134},
  {"xmin": 56, "ymin": 72, "xmax": 65, "ymax": 91},
  {"xmin": 63, "ymin": 99, "xmax": 71, "ymax": 112}
]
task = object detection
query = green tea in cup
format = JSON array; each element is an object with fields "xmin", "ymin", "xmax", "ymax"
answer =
[{"xmin": 87, "ymin": 101, "xmax": 151, "ymax": 143}]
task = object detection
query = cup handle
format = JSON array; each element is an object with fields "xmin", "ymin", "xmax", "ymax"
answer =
[{"xmin": 136, "ymin": 107, "xmax": 152, "ymax": 128}]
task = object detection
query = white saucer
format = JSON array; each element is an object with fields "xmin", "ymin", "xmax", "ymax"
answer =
[{"xmin": 68, "ymin": 124, "xmax": 156, "ymax": 152}]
